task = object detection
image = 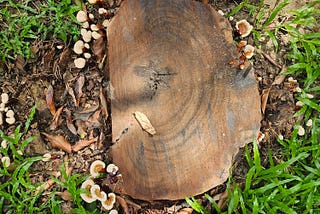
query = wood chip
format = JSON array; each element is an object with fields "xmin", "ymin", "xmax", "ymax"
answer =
[{"xmin": 133, "ymin": 111, "xmax": 156, "ymax": 135}]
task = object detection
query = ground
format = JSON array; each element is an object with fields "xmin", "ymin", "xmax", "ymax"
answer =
[{"xmin": 0, "ymin": 0, "xmax": 309, "ymax": 213}]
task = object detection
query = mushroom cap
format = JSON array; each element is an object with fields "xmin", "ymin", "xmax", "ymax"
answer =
[
  {"xmin": 235, "ymin": 19, "xmax": 253, "ymax": 38},
  {"xmin": 80, "ymin": 179, "xmax": 96, "ymax": 203},
  {"xmin": 1, "ymin": 93, "xmax": 9, "ymax": 104},
  {"xmin": 1, "ymin": 156, "xmax": 10, "ymax": 167},
  {"xmin": 74, "ymin": 58, "xmax": 86, "ymax": 69},
  {"xmin": 90, "ymin": 160, "xmax": 106, "ymax": 177},
  {"xmin": 73, "ymin": 40, "xmax": 85, "ymax": 55},
  {"xmin": 244, "ymin": 44, "xmax": 255, "ymax": 59},
  {"xmin": 106, "ymin": 163, "xmax": 119, "ymax": 175},
  {"xmin": 90, "ymin": 184, "xmax": 107, "ymax": 201},
  {"xmin": 101, "ymin": 193, "xmax": 116, "ymax": 210},
  {"xmin": 76, "ymin": 11, "xmax": 87, "ymax": 23},
  {"xmin": 5, "ymin": 117, "xmax": 15, "ymax": 125},
  {"xmin": 108, "ymin": 0, "xmax": 261, "ymax": 200}
]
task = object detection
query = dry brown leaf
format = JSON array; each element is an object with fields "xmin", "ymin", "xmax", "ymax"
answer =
[
  {"xmin": 92, "ymin": 37, "xmax": 105, "ymax": 64},
  {"xmin": 86, "ymin": 110, "xmax": 101, "ymax": 129},
  {"xmin": 66, "ymin": 83, "xmax": 78, "ymax": 107},
  {"xmin": 177, "ymin": 208, "xmax": 193, "ymax": 214},
  {"xmin": 72, "ymin": 136, "xmax": 98, "ymax": 152},
  {"xmin": 65, "ymin": 108, "xmax": 77, "ymax": 135},
  {"xmin": 50, "ymin": 106, "xmax": 63, "ymax": 130},
  {"xmin": 261, "ymin": 88, "xmax": 271, "ymax": 115},
  {"xmin": 34, "ymin": 172, "xmax": 61, "ymax": 195},
  {"xmin": 133, "ymin": 111, "xmax": 156, "ymax": 135},
  {"xmin": 57, "ymin": 190, "xmax": 72, "ymax": 201},
  {"xmin": 272, "ymin": 66, "xmax": 287, "ymax": 85},
  {"xmin": 99, "ymin": 87, "xmax": 108, "ymax": 117},
  {"xmin": 74, "ymin": 104, "xmax": 100, "ymax": 121},
  {"xmin": 76, "ymin": 119, "xmax": 87, "ymax": 138},
  {"xmin": 75, "ymin": 75, "xmax": 85, "ymax": 106},
  {"xmin": 42, "ymin": 133, "xmax": 72, "ymax": 153},
  {"xmin": 46, "ymin": 85, "xmax": 56, "ymax": 115}
]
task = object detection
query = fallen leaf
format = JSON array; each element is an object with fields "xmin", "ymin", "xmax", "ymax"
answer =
[
  {"xmin": 66, "ymin": 83, "xmax": 78, "ymax": 107},
  {"xmin": 177, "ymin": 208, "xmax": 193, "ymax": 214},
  {"xmin": 86, "ymin": 110, "xmax": 101, "ymax": 129},
  {"xmin": 99, "ymin": 87, "xmax": 108, "ymax": 118},
  {"xmin": 261, "ymin": 88, "xmax": 270, "ymax": 115},
  {"xmin": 46, "ymin": 85, "xmax": 56, "ymax": 115},
  {"xmin": 272, "ymin": 66, "xmax": 287, "ymax": 85},
  {"xmin": 50, "ymin": 106, "xmax": 63, "ymax": 130},
  {"xmin": 92, "ymin": 37, "xmax": 105, "ymax": 64},
  {"xmin": 64, "ymin": 108, "xmax": 77, "ymax": 135},
  {"xmin": 34, "ymin": 172, "xmax": 61, "ymax": 195},
  {"xmin": 76, "ymin": 120, "xmax": 87, "ymax": 138},
  {"xmin": 72, "ymin": 136, "xmax": 98, "ymax": 152},
  {"xmin": 75, "ymin": 75, "xmax": 85, "ymax": 106},
  {"xmin": 74, "ymin": 104, "xmax": 100, "ymax": 121},
  {"xmin": 58, "ymin": 190, "xmax": 72, "ymax": 201},
  {"xmin": 133, "ymin": 111, "xmax": 156, "ymax": 135},
  {"xmin": 42, "ymin": 133, "xmax": 72, "ymax": 153}
]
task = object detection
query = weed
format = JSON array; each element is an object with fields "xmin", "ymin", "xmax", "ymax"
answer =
[{"xmin": 0, "ymin": 0, "xmax": 80, "ymax": 61}]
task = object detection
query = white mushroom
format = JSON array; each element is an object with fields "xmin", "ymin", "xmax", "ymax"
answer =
[
  {"xmin": 90, "ymin": 160, "xmax": 106, "ymax": 177},
  {"xmin": 1, "ymin": 156, "xmax": 10, "ymax": 167},
  {"xmin": 1, "ymin": 93, "xmax": 9, "ymax": 104},
  {"xmin": 84, "ymin": 53, "xmax": 92, "ymax": 59},
  {"xmin": 306, "ymin": 119, "xmax": 313, "ymax": 127},
  {"xmin": 235, "ymin": 20, "xmax": 253, "ymax": 38},
  {"xmin": 82, "ymin": 21, "xmax": 90, "ymax": 29},
  {"xmin": 99, "ymin": 8, "xmax": 107, "ymax": 15},
  {"xmin": 76, "ymin": 11, "xmax": 88, "ymax": 23},
  {"xmin": 298, "ymin": 125, "xmax": 305, "ymax": 136},
  {"xmin": 106, "ymin": 163, "xmax": 119, "ymax": 175},
  {"xmin": 6, "ymin": 109, "xmax": 14, "ymax": 118},
  {"xmin": 90, "ymin": 24, "xmax": 99, "ymax": 32},
  {"xmin": 90, "ymin": 184, "xmax": 107, "ymax": 201},
  {"xmin": 102, "ymin": 19, "xmax": 111, "ymax": 28},
  {"xmin": 6, "ymin": 117, "xmax": 15, "ymax": 125},
  {"xmin": 73, "ymin": 40, "xmax": 85, "ymax": 55},
  {"xmin": 88, "ymin": 13, "xmax": 94, "ymax": 20},
  {"xmin": 92, "ymin": 31, "xmax": 102, "ymax": 40},
  {"xmin": 42, "ymin": 153, "xmax": 52, "ymax": 162},
  {"xmin": 74, "ymin": 58, "xmax": 86, "ymax": 69},
  {"xmin": 0, "ymin": 103, "xmax": 5, "ymax": 111},
  {"xmin": 243, "ymin": 44, "xmax": 254, "ymax": 59},
  {"xmin": 101, "ymin": 192, "xmax": 116, "ymax": 211},
  {"xmin": 88, "ymin": 0, "xmax": 98, "ymax": 4},
  {"xmin": 80, "ymin": 179, "xmax": 96, "ymax": 203},
  {"xmin": 1, "ymin": 140, "xmax": 7, "ymax": 149},
  {"xmin": 81, "ymin": 29, "xmax": 92, "ymax": 43},
  {"xmin": 109, "ymin": 210, "xmax": 118, "ymax": 214}
]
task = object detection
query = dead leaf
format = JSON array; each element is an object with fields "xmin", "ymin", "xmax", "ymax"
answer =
[
  {"xmin": 74, "ymin": 104, "xmax": 100, "ymax": 121},
  {"xmin": 65, "ymin": 108, "xmax": 77, "ymax": 135},
  {"xmin": 66, "ymin": 83, "xmax": 78, "ymax": 107},
  {"xmin": 46, "ymin": 85, "xmax": 56, "ymax": 115},
  {"xmin": 76, "ymin": 120, "xmax": 87, "ymax": 138},
  {"xmin": 50, "ymin": 106, "xmax": 63, "ymax": 130},
  {"xmin": 86, "ymin": 110, "xmax": 101, "ymax": 129},
  {"xmin": 75, "ymin": 75, "xmax": 85, "ymax": 106},
  {"xmin": 177, "ymin": 208, "xmax": 193, "ymax": 214},
  {"xmin": 42, "ymin": 133, "xmax": 72, "ymax": 153},
  {"xmin": 72, "ymin": 136, "xmax": 98, "ymax": 152},
  {"xmin": 57, "ymin": 190, "xmax": 72, "ymax": 201},
  {"xmin": 272, "ymin": 66, "xmax": 287, "ymax": 85},
  {"xmin": 92, "ymin": 37, "xmax": 105, "ymax": 64},
  {"xmin": 133, "ymin": 111, "xmax": 156, "ymax": 135},
  {"xmin": 34, "ymin": 172, "xmax": 61, "ymax": 195},
  {"xmin": 99, "ymin": 87, "xmax": 108, "ymax": 117},
  {"xmin": 261, "ymin": 88, "xmax": 271, "ymax": 115}
]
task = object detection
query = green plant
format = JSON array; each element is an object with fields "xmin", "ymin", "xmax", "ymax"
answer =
[
  {"xmin": 0, "ymin": 104, "xmax": 49, "ymax": 213},
  {"xmin": 0, "ymin": 0, "xmax": 80, "ymax": 61}
]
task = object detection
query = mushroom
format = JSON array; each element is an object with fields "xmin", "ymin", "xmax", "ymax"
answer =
[
  {"xmin": 235, "ymin": 19, "xmax": 253, "ymax": 38},
  {"xmin": 90, "ymin": 24, "xmax": 100, "ymax": 32},
  {"xmin": 99, "ymin": 8, "xmax": 108, "ymax": 15},
  {"xmin": 102, "ymin": 19, "xmax": 111, "ymax": 28},
  {"xmin": 76, "ymin": 10, "xmax": 88, "ymax": 23},
  {"xmin": 90, "ymin": 184, "xmax": 107, "ymax": 201},
  {"xmin": 73, "ymin": 40, "xmax": 85, "ymax": 55},
  {"xmin": 92, "ymin": 31, "xmax": 103, "ymax": 40},
  {"xmin": 1, "ymin": 93, "xmax": 9, "ymax": 104},
  {"xmin": 42, "ymin": 153, "xmax": 52, "ymax": 162},
  {"xmin": 106, "ymin": 163, "xmax": 119, "ymax": 175},
  {"xmin": 1, "ymin": 140, "xmax": 7, "ymax": 149},
  {"xmin": 84, "ymin": 53, "xmax": 92, "ymax": 59},
  {"xmin": 6, "ymin": 109, "xmax": 14, "ymax": 118},
  {"xmin": 81, "ymin": 29, "xmax": 92, "ymax": 43},
  {"xmin": 101, "ymin": 193, "xmax": 116, "ymax": 211},
  {"xmin": 5, "ymin": 117, "xmax": 15, "ymax": 125},
  {"xmin": 108, "ymin": 0, "xmax": 261, "ymax": 200},
  {"xmin": 243, "ymin": 44, "xmax": 255, "ymax": 59},
  {"xmin": 109, "ymin": 210, "xmax": 118, "ymax": 214},
  {"xmin": 90, "ymin": 160, "xmax": 106, "ymax": 177},
  {"xmin": 1, "ymin": 156, "xmax": 10, "ymax": 167},
  {"xmin": 80, "ymin": 179, "xmax": 96, "ymax": 203},
  {"xmin": 74, "ymin": 58, "xmax": 86, "ymax": 69}
]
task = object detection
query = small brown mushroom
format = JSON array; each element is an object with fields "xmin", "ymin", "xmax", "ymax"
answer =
[{"xmin": 108, "ymin": 0, "xmax": 261, "ymax": 200}]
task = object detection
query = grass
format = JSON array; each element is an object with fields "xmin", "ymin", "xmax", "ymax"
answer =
[
  {"xmin": 187, "ymin": 0, "xmax": 320, "ymax": 213},
  {"xmin": 0, "ymin": 0, "xmax": 80, "ymax": 61}
]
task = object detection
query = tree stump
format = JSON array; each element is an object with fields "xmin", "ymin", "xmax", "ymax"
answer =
[{"xmin": 108, "ymin": 0, "xmax": 261, "ymax": 200}]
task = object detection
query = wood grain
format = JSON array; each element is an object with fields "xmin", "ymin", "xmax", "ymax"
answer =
[{"xmin": 108, "ymin": 0, "xmax": 261, "ymax": 200}]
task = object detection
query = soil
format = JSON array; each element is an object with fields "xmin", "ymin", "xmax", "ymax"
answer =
[{"xmin": 0, "ymin": 0, "xmax": 303, "ymax": 213}]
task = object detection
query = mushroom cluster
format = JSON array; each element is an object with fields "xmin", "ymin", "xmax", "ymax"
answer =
[
  {"xmin": 80, "ymin": 160, "xmax": 119, "ymax": 212},
  {"xmin": 73, "ymin": 0, "xmax": 114, "ymax": 69},
  {"xmin": 0, "ymin": 93, "xmax": 15, "ymax": 125}
]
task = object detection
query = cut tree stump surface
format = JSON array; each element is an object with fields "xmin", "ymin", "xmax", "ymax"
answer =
[{"xmin": 108, "ymin": 0, "xmax": 261, "ymax": 200}]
